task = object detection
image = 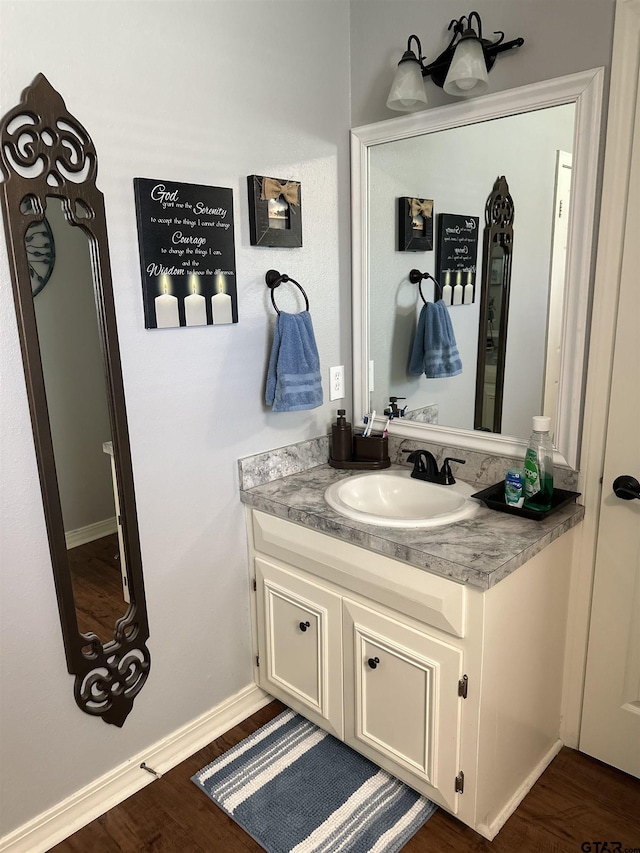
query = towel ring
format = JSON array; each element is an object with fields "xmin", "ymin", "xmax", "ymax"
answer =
[
  {"xmin": 409, "ymin": 268, "xmax": 443, "ymax": 303},
  {"xmin": 265, "ymin": 269, "xmax": 310, "ymax": 315}
]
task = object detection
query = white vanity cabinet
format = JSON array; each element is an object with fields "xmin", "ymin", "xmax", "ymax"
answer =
[{"xmin": 248, "ymin": 508, "xmax": 574, "ymax": 840}]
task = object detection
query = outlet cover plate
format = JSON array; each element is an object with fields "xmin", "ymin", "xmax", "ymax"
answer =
[{"xmin": 329, "ymin": 365, "xmax": 344, "ymax": 401}]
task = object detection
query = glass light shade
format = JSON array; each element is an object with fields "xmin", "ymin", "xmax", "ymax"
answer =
[
  {"xmin": 443, "ymin": 37, "xmax": 489, "ymax": 97},
  {"xmin": 387, "ymin": 59, "xmax": 428, "ymax": 111}
]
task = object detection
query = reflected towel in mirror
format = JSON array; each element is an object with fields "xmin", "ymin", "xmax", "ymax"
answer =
[
  {"xmin": 409, "ymin": 301, "xmax": 462, "ymax": 378},
  {"xmin": 266, "ymin": 310, "xmax": 323, "ymax": 411}
]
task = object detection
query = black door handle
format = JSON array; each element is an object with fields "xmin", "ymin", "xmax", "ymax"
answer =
[
  {"xmin": 367, "ymin": 657, "xmax": 380, "ymax": 669},
  {"xmin": 613, "ymin": 475, "xmax": 640, "ymax": 501},
  {"xmin": 299, "ymin": 621, "xmax": 311, "ymax": 632}
]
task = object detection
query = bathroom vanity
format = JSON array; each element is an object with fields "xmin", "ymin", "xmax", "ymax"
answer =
[{"xmin": 240, "ymin": 452, "xmax": 583, "ymax": 840}]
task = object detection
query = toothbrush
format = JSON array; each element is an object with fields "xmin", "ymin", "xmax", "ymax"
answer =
[
  {"xmin": 365, "ymin": 410, "xmax": 376, "ymax": 437},
  {"xmin": 361, "ymin": 415, "xmax": 369, "ymax": 437},
  {"xmin": 382, "ymin": 415, "xmax": 392, "ymax": 437}
]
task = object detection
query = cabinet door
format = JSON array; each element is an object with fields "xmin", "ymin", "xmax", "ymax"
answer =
[
  {"xmin": 343, "ymin": 599, "xmax": 463, "ymax": 812},
  {"xmin": 255, "ymin": 557, "xmax": 343, "ymax": 738}
]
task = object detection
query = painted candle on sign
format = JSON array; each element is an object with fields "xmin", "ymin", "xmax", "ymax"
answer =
[
  {"xmin": 212, "ymin": 274, "xmax": 233, "ymax": 324},
  {"xmin": 155, "ymin": 275, "xmax": 179, "ymax": 328},
  {"xmin": 185, "ymin": 274, "xmax": 207, "ymax": 326}
]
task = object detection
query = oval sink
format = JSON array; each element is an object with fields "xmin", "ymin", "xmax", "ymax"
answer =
[{"xmin": 324, "ymin": 468, "xmax": 480, "ymax": 528}]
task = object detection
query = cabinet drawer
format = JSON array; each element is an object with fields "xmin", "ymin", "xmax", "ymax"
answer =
[
  {"xmin": 255, "ymin": 557, "xmax": 343, "ymax": 738},
  {"xmin": 251, "ymin": 510, "xmax": 466, "ymax": 638}
]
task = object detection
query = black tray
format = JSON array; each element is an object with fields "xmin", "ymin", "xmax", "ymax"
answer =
[{"xmin": 471, "ymin": 482, "xmax": 581, "ymax": 520}]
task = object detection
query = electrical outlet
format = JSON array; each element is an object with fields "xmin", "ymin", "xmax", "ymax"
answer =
[{"xmin": 329, "ymin": 365, "xmax": 344, "ymax": 401}]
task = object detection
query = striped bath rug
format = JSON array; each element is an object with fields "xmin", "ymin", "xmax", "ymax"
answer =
[{"xmin": 191, "ymin": 708, "xmax": 437, "ymax": 853}]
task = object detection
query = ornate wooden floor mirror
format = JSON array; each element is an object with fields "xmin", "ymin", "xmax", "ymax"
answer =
[{"xmin": 0, "ymin": 74, "xmax": 150, "ymax": 726}]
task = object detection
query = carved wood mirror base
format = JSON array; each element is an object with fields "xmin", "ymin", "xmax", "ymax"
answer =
[{"xmin": 1, "ymin": 75, "xmax": 150, "ymax": 726}]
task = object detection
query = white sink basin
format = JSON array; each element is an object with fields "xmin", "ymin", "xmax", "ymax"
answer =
[{"xmin": 324, "ymin": 468, "xmax": 480, "ymax": 528}]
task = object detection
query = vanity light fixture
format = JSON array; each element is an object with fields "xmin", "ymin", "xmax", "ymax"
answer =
[{"xmin": 386, "ymin": 11, "xmax": 524, "ymax": 111}]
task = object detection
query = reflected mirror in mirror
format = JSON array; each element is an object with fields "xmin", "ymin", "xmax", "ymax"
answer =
[
  {"xmin": 474, "ymin": 175, "xmax": 515, "ymax": 435},
  {"xmin": 32, "ymin": 198, "xmax": 129, "ymax": 645},
  {"xmin": 478, "ymin": 245, "xmax": 506, "ymax": 431},
  {"xmin": 368, "ymin": 104, "xmax": 574, "ymax": 444}
]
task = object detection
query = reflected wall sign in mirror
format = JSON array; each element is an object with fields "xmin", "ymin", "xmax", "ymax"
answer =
[
  {"xmin": 0, "ymin": 74, "xmax": 150, "ymax": 726},
  {"xmin": 351, "ymin": 68, "xmax": 604, "ymax": 468},
  {"xmin": 474, "ymin": 175, "xmax": 514, "ymax": 434}
]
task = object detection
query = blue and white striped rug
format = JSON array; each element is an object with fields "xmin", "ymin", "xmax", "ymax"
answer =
[{"xmin": 191, "ymin": 709, "xmax": 437, "ymax": 853}]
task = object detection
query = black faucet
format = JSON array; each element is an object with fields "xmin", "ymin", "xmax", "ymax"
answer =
[
  {"xmin": 402, "ymin": 450, "xmax": 466, "ymax": 485},
  {"xmin": 384, "ymin": 396, "xmax": 406, "ymax": 418}
]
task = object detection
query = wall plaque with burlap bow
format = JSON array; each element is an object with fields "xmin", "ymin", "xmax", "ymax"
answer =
[
  {"xmin": 248, "ymin": 174, "xmax": 303, "ymax": 247},
  {"xmin": 398, "ymin": 196, "xmax": 434, "ymax": 252}
]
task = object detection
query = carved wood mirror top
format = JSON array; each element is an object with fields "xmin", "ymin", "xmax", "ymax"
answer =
[{"xmin": 0, "ymin": 74, "xmax": 150, "ymax": 726}]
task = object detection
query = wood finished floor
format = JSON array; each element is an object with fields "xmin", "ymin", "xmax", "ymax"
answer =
[
  {"xmin": 50, "ymin": 700, "xmax": 640, "ymax": 853},
  {"xmin": 68, "ymin": 533, "xmax": 128, "ymax": 644}
]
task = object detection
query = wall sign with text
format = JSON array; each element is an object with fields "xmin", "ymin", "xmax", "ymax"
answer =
[
  {"xmin": 436, "ymin": 213, "xmax": 480, "ymax": 306},
  {"xmin": 134, "ymin": 178, "xmax": 238, "ymax": 329}
]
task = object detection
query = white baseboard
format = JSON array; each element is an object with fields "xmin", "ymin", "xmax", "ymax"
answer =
[
  {"xmin": 65, "ymin": 517, "xmax": 118, "ymax": 550},
  {"xmin": 475, "ymin": 739, "xmax": 564, "ymax": 841},
  {"xmin": 0, "ymin": 683, "xmax": 272, "ymax": 853}
]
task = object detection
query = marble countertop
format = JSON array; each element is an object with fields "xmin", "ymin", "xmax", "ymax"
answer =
[{"xmin": 239, "ymin": 463, "xmax": 584, "ymax": 590}]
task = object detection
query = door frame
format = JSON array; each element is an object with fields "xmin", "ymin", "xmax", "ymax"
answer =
[{"xmin": 560, "ymin": 0, "xmax": 640, "ymax": 746}]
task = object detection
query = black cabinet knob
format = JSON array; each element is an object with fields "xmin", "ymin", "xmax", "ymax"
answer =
[
  {"xmin": 367, "ymin": 656, "xmax": 380, "ymax": 669},
  {"xmin": 299, "ymin": 621, "xmax": 311, "ymax": 632},
  {"xmin": 613, "ymin": 475, "xmax": 640, "ymax": 501}
]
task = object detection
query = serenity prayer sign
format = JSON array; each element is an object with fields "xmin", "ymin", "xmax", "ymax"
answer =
[{"xmin": 134, "ymin": 177, "xmax": 238, "ymax": 329}]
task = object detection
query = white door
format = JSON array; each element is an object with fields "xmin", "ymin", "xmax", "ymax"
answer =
[
  {"xmin": 580, "ymin": 5, "xmax": 640, "ymax": 776},
  {"xmin": 543, "ymin": 150, "xmax": 572, "ymax": 430}
]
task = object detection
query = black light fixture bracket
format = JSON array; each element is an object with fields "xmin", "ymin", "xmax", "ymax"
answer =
[{"xmin": 404, "ymin": 11, "xmax": 524, "ymax": 89}]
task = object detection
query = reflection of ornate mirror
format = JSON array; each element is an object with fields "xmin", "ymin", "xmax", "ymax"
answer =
[
  {"xmin": 352, "ymin": 69, "xmax": 603, "ymax": 468},
  {"xmin": 0, "ymin": 74, "xmax": 150, "ymax": 726},
  {"xmin": 25, "ymin": 212, "xmax": 55, "ymax": 295},
  {"xmin": 474, "ymin": 176, "xmax": 514, "ymax": 433}
]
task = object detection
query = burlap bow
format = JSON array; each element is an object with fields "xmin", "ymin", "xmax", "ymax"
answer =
[
  {"xmin": 261, "ymin": 177, "xmax": 300, "ymax": 206},
  {"xmin": 410, "ymin": 198, "xmax": 433, "ymax": 218}
]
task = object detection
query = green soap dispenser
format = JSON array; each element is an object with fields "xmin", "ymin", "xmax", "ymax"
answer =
[{"xmin": 523, "ymin": 416, "xmax": 554, "ymax": 511}]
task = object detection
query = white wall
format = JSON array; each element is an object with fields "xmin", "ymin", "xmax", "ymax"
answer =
[{"xmin": 0, "ymin": 0, "xmax": 351, "ymax": 837}]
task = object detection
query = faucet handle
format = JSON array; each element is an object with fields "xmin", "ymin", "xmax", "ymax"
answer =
[{"xmin": 440, "ymin": 457, "xmax": 465, "ymax": 485}]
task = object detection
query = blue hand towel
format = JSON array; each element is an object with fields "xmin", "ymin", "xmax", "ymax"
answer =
[
  {"xmin": 409, "ymin": 301, "xmax": 462, "ymax": 378},
  {"xmin": 265, "ymin": 311, "xmax": 323, "ymax": 411}
]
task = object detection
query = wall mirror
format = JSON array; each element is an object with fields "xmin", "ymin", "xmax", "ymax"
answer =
[
  {"xmin": 352, "ymin": 68, "xmax": 604, "ymax": 469},
  {"xmin": 1, "ymin": 74, "xmax": 150, "ymax": 726}
]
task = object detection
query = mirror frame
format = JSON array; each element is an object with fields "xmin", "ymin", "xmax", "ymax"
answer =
[
  {"xmin": 351, "ymin": 68, "xmax": 604, "ymax": 469},
  {"xmin": 0, "ymin": 74, "xmax": 150, "ymax": 726}
]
